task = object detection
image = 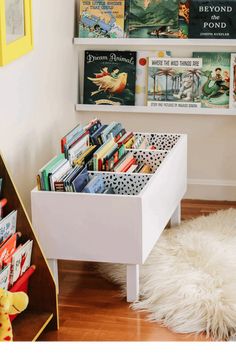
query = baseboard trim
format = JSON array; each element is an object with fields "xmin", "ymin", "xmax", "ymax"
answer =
[{"xmin": 186, "ymin": 179, "xmax": 236, "ymax": 201}]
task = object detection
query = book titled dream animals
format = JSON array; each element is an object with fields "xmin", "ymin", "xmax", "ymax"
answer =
[
  {"xmin": 147, "ymin": 57, "xmax": 202, "ymax": 109},
  {"xmin": 84, "ymin": 51, "xmax": 137, "ymax": 106}
]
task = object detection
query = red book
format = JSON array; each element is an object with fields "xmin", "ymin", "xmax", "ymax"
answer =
[
  {"xmin": 122, "ymin": 158, "xmax": 137, "ymax": 173},
  {"xmin": 0, "ymin": 233, "xmax": 18, "ymax": 269}
]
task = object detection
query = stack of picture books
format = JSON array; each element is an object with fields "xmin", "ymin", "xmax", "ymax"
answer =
[
  {"xmin": 0, "ymin": 188, "xmax": 33, "ymax": 290},
  {"xmin": 37, "ymin": 119, "xmax": 155, "ymax": 194},
  {"xmin": 78, "ymin": 0, "xmax": 236, "ymax": 40},
  {"xmin": 83, "ymin": 50, "xmax": 236, "ymax": 110}
]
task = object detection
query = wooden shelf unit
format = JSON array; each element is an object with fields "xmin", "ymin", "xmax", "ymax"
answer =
[{"xmin": 0, "ymin": 153, "xmax": 58, "ymax": 341}]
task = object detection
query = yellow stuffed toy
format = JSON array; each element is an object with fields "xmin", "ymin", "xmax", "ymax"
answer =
[{"xmin": 0, "ymin": 288, "xmax": 29, "ymax": 341}]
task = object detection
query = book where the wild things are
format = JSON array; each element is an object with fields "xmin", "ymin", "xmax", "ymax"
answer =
[
  {"xmin": 230, "ymin": 53, "xmax": 236, "ymax": 109},
  {"xmin": 128, "ymin": 0, "xmax": 179, "ymax": 38},
  {"xmin": 147, "ymin": 57, "xmax": 202, "ymax": 109},
  {"xmin": 79, "ymin": 0, "xmax": 125, "ymax": 38},
  {"xmin": 193, "ymin": 52, "xmax": 230, "ymax": 108},
  {"xmin": 189, "ymin": 0, "xmax": 236, "ymax": 39},
  {"xmin": 135, "ymin": 50, "xmax": 171, "ymax": 106},
  {"xmin": 83, "ymin": 51, "xmax": 137, "ymax": 106}
]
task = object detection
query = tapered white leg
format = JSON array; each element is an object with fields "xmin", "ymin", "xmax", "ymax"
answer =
[
  {"xmin": 170, "ymin": 203, "xmax": 181, "ymax": 227},
  {"xmin": 47, "ymin": 259, "xmax": 59, "ymax": 293},
  {"xmin": 126, "ymin": 264, "xmax": 139, "ymax": 302}
]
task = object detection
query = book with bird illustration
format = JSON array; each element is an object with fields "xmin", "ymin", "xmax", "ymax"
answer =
[
  {"xmin": 79, "ymin": 0, "xmax": 125, "ymax": 38},
  {"xmin": 128, "ymin": 0, "xmax": 179, "ymax": 38},
  {"xmin": 193, "ymin": 52, "xmax": 230, "ymax": 108},
  {"xmin": 83, "ymin": 50, "xmax": 137, "ymax": 105},
  {"xmin": 147, "ymin": 57, "xmax": 202, "ymax": 108}
]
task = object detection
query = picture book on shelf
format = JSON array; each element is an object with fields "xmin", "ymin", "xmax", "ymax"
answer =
[
  {"xmin": 79, "ymin": 0, "xmax": 125, "ymax": 39},
  {"xmin": 83, "ymin": 50, "xmax": 137, "ymax": 105},
  {"xmin": 230, "ymin": 53, "xmax": 236, "ymax": 109},
  {"xmin": 178, "ymin": 0, "xmax": 190, "ymax": 38},
  {"xmin": 0, "ymin": 232, "xmax": 17, "ymax": 269},
  {"xmin": 147, "ymin": 57, "xmax": 202, "ymax": 109},
  {"xmin": 128, "ymin": 0, "xmax": 179, "ymax": 38},
  {"xmin": 189, "ymin": 0, "xmax": 236, "ymax": 39},
  {"xmin": 135, "ymin": 50, "xmax": 171, "ymax": 106},
  {"xmin": 9, "ymin": 239, "xmax": 33, "ymax": 286},
  {"xmin": 193, "ymin": 52, "xmax": 230, "ymax": 109},
  {"xmin": 0, "ymin": 264, "xmax": 10, "ymax": 290},
  {"xmin": 0, "ymin": 210, "xmax": 17, "ymax": 245}
]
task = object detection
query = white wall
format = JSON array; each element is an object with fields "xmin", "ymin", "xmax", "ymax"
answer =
[{"xmin": 0, "ymin": 0, "xmax": 78, "ymax": 213}]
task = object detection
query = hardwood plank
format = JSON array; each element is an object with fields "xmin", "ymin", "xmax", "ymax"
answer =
[
  {"xmin": 38, "ymin": 200, "xmax": 236, "ymax": 341},
  {"xmin": 13, "ymin": 311, "xmax": 53, "ymax": 341}
]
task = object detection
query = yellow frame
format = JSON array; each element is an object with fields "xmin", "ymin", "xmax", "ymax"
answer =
[{"xmin": 0, "ymin": 0, "xmax": 33, "ymax": 66}]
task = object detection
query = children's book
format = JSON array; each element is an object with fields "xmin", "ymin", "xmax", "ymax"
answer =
[
  {"xmin": 0, "ymin": 233, "xmax": 17, "ymax": 269},
  {"xmin": 189, "ymin": 0, "xmax": 236, "ymax": 39},
  {"xmin": 61, "ymin": 123, "xmax": 82, "ymax": 153},
  {"xmin": 128, "ymin": 0, "xmax": 179, "ymax": 38},
  {"xmin": 71, "ymin": 166, "xmax": 90, "ymax": 193},
  {"xmin": 67, "ymin": 132, "xmax": 90, "ymax": 164},
  {"xmin": 79, "ymin": 0, "xmax": 125, "ymax": 39},
  {"xmin": 178, "ymin": 0, "xmax": 190, "ymax": 38},
  {"xmin": 9, "ymin": 240, "xmax": 33, "ymax": 286},
  {"xmin": 135, "ymin": 50, "xmax": 171, "ymax": 106},
  {"xmin": 82, "ymin": 175, "xmax": 105, "ymax": 194},
  {"xmin": 193, "ymin": 52, "xmax": 230, "ymax": 108},
  {"xmin": 83, "ymin": 50, "xmax": 137, "ymax": 106},
  {"xmin": 230, "ymin": 53, "xmax": 236, "ymax": 109},
  {"xmin": 147, "ymin": 57, "xmax": 202, "ymax": 109},
  {"xmin": 0, "ymin": 210, "xmax": 17, "ymax": 245},
  {"xmin": 0, "ymin": 264, "xmax": 10, "ymax": 290}
]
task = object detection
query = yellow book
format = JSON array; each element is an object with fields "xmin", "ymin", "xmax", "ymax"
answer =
[
  {"xmin": 124, "ymin": 137, "xmax": 135, "ymax": 149},
  {"xmin": 73, "ymin": 145, "xmax": 97, "ymax": 166},
  {"xmin": 93, "ymin": 138, "xmax": 115, "ymax": 170}
]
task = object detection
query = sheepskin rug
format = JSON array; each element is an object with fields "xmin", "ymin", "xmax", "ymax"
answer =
[{"xmin": 98, "ymin": 208, "xmax": 236, "ymax": 341}]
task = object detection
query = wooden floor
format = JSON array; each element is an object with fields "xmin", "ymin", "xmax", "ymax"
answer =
[{"xmin": 39, "ymin": 199, "xmax": 236, "ymax": 341}]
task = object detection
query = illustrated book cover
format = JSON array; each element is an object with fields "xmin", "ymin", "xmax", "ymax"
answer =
[
  {"xmin": 0, "ymin": 264, "xmax": 10, "ymax": 290},
  {"xmin": 9, "ymin": 240, "xmax": 33, "ymax": 286},
  {"xmin": 147, "ymin": 57, "xmax": 202, "ymax": 108},
  {"xmin": 178, "ymin": 0, "xmax": 190, "ymax": 38},
  {"xmin": 0, "ymin": 233, "xmax": 17, "ymax": 269},
  {"xmin": 135, "ymin": 50, "xmax": 171, "ymax": 106},
  {"xmin": 189, "ymin": 0, "xmax": 236, "ymax": 39},
  {"xmin": 83, "ymin": 50, "xmax": 137, "ymax": 105},
  {"xmin": 230, "ymin": 53, "xmax": 236, "ymax": 109},
  {"xmin": 0, "ymin": 210, "xmax": 17, "ymax": 245},
  {"xmin": 193, "ymin": 52, "xmax": 230, "ymax": 108},
  {"xmin": 79, "ymin": 0, "xmax": 125, "ymax": 38},
  {"xmin": 128, "ymin": 0, "xmax": 179, "ymax": 38}
]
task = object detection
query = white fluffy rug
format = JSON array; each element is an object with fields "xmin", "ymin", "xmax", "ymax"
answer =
[{"xmin": 98, "ymin": 208, "xmax": 236, "ymax": 341}]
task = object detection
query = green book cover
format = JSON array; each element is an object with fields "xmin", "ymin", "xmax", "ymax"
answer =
[
  {"xmin": 42, "ymin": 154, "xmax": 65, "ymax": 191},
  {"xmin": 83, "ymin": 50, "xmax": 137, "ymax": 106},
  {"xmin": 128, "ymin": 0, "xmax": 179, "ymax": 38},
  {"xmin": 193, "ymin": 52, "xmax": 230, "ymax": 108}
]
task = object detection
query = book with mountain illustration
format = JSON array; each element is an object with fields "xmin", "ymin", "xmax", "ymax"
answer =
[
  {"xmin": 83, "ymin": 51, "xmax": 137, "ymax": 105},
  {"xmin": 147, "ymin": 57, "xmax": 202, "ymax": 108},
  {"xmin": 79, "ymin": 0, "xmax": 125, "ymax": 38},
  {"xmin": 193, "ymin": 52, "xmax": 230, "ymax": 108},
  {"xmin": 128, "ymin": 0, "xmax": 179, "ymax": 38},
  {"xmin": 189, "ymin": 0, "xmax": 236, "ymax": 39}
]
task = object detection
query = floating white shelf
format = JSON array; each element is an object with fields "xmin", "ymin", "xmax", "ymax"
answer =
[
  {"xmin": 74, "ymin": 37, "xmax": 236, "ymax": 48},
  {"xmin": 75, "ymin": 104, "xmax": 236, "ymax": 116}
]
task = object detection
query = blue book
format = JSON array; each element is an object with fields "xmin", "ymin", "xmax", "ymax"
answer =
[
  {"xmin": 82, "ymin": 175, "xmax": 105, "ymax": 194},
  {"xmin": 71, "ymin": 166, "xmax": 89, "ymax": 193},
  {"xmin": 90, "ymin": 125, "xmax": 108, "ymax": 146}
]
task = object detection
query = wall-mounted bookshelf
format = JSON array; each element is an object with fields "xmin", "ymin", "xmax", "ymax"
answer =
[{"xmin": 75, "ymin": 104, "xmax": 236, "ymax": 116}]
